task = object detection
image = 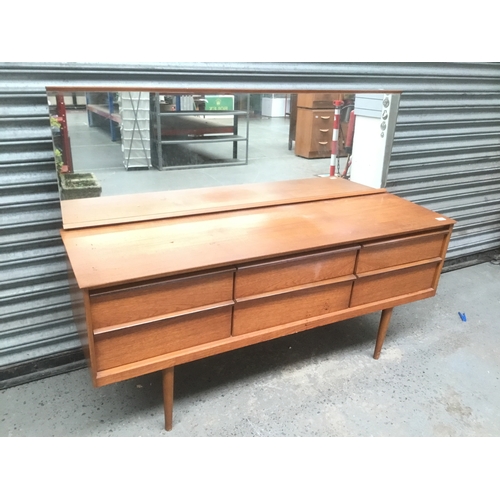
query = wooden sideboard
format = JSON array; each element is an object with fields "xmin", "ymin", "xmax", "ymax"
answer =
[{"xmin": 60, "ymin": 177, "xmax": 455, "ymax": 430}]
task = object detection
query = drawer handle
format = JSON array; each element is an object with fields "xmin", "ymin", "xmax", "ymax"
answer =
[
  {"xmin": 320, "ymin": 116, "xmax": 331, "ymax": 119},
  {"xmin": 235, "ymin": 274, "xmax": 356, "ymax": 303},
  {"xmin": 93, "ymin": 300, "xmax": 235, "ymax": 335},
  {"xmin": 318, "ymin": 141, "xmax": 328, "ymax": 145},
  {"xmin": 319, "ymin": 129, "xmax": 329, "ymax": 132}
]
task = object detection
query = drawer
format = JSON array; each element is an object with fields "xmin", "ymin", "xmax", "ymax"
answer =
[
  {"xmin": 94, "ymin": 305, "xmax": 232, "ymax": 371},
  {"xmin": 235, "ymin": 247, "xmax": 358, "ymax": 299},
  {"xmin": 311, "ymin": 119, "xmax": 333, "ymax": 147},
  {"xmin": 89, "ymin": 269, "xmax": 234, "ymax": 330},
  {"xmin": 233, "ymin": 279, "xmax": 353, "ymax": 336},
  {"xmin": 355, "ymin": 231, "xmax": 448, "ymax": 274},
  {"xmin": 313, "ymin": 112, "xmax": 334, "ymax": 128},
  {"xmin": 350, "ymin": 261, "xmax": 440, "ymax": 307}
]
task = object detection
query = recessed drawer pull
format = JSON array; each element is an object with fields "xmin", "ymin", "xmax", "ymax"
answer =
[
  {"xmin": 320, "ymin": 116, "xmax": 331, "ymax": 119},
  {"xmin": 89, "ymin": 269, "xmax": 235, "ymax": 330},
  {"xmin": 355, "ymin": 230, "xmax": 450, "ymax": 274},
  {"xmin": 235, "ymin": 246, "xmax": 359, "ymax": 299},
  {"xmin": 319, "ymin": 129, "xmax": 329, "ymax": 132},
  {"xmin": 318, "ymin": 141, "xmax": 328, "ymax": 145},
  {"xmin": 94, "ymin": 300, "xmax": 235, "ymax": 336},
  {"xmin": 356, "ymin": 257, "xmax": 442, "ymax": 279},
  {"xmin": 235, "ymin": 274, "xmax": 356, "ymax": 303}
]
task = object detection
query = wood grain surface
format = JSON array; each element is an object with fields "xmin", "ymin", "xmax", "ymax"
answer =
[
  {"xmin": 89, "ymin": 269, "xmax": 234, "ymax": 330},
  {"xmin": 61, "ymin": 190, "xmax": 455, "ymax": 289},
  {"xmin": 235, "ymin": 247, "xmax": 358, "ymax": 298},
  {"xmin": 60, "ymin": 177, "xmax": 382, "ymax": 229}
]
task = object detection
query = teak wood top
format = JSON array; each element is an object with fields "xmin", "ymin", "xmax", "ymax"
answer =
[
  {"xmin": 61, "ymin": 179, "xmax": 455, "ymax": 290},
  {"xmin": 60, "ymin": 177, "xmax": 383, "ymax": 229}
]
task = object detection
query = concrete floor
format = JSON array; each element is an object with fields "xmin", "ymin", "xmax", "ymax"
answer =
[{"xmin": 2, "ymin": 262, "xmax": 499, "ymax": 437}]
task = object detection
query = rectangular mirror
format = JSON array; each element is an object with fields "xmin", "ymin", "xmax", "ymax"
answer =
[{"xmin": 47, "ymin": 87, "xmax": 400, "ymax": 229}]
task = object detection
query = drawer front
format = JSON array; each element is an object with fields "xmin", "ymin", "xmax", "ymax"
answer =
[
  {"xmin": 94, "ymin": 305, "xmax": 232, "ymax": 371},
  {"xmin": 312, "ymin": 112, "xmax": 334, "ymax": 132},
  {"xmin": 311, "ymin": 116, "xmax": 333, "ymax": 147},
  {"xmin": 356, "ymin": 231, "xmax": 448, "ymax": 274},
  {"xmin": 350, "ymin": 261, "xmax": 439, "ymax": 307},
  {"xmin": 235, "ymin": 247, "xmax": 358, "ymax": 299},
  {"xmin": 310, "ymin": 112, "xmax": 334, "ymax": 156},
  {"xmin": 89, "ymin": 269, "xmax": 234, "ymax": 330},
  {"xmin": 233, "ymin": 280, "xmax": 353, "ymax": 336}
]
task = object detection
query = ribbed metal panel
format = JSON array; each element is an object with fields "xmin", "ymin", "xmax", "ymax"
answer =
[
  {"xmin": 386, "ymin": 91, "xmax": 500, "ymax": 260},
  {"xmin": 2, "ymin": 62, "xmax": 500, "ymax": 92},
  {"xmin": 0, "ymin": 91, "xmax": 83, "ymax": 386},
  {"xmin": 1, "ymin": 62, "xmax": 499, "ymax": 387}
]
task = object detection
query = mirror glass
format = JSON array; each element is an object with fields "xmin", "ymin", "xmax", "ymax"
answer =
[{"xmin": 47, "ymin": 88, "xmax": 399, "ymax": 228}]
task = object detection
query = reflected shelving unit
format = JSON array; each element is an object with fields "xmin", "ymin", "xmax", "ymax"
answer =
[
  {"xmin": 150, "ymin": 93, "xmax": 250, "ymax": 170},
  {"xmin": 86, "ymin": 92, "xmax": 121, "ymax": 142}
]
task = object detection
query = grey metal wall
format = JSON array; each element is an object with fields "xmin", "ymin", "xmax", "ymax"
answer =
[
  {"xmin": 0, "ymin": 90, "xmax": 86, "ymax": 388},
  {"xmin": 1, "ymin": 62, "xmax": 499, "ymax": 387},
  {"xmin": 387, "ymin": 91, "xmax": 500, "ymax": 259}
]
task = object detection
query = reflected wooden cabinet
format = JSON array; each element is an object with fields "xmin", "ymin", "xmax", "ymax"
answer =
[
  {"xmin": 61, "ymin": 178, "xmax": 455, "ymax": 430},
  {"xmin": 295, "ymin": 93, "xmax": 347, "ymax": 159},
  {"xmin": 295, "ymin": 107, "xmax": 336, "ymax": 158}
]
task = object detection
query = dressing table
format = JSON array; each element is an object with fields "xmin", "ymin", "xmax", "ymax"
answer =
[{"xmin": 60, "ymin": 177, "xmax": 455, "ymax": 430}]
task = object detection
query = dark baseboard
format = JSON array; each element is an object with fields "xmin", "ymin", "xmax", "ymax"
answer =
[
  {"xmin": 443, "ymin": 249, "xmax": 500, "ymax": 273},
  {"xmin": 0, "ymin": 349, "xmax": 87, "ymax": 390}
]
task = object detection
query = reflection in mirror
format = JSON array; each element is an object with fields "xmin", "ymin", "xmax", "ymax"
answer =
[{"xmin": 47, "ymin": 89, "xmax": 399, "ymax": 228}]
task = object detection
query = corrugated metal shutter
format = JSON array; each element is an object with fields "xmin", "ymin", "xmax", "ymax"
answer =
[
  {"xmin": 0, "ymin": 91, "xmax": 85, "ymax": 387},
  {"xmin": 1, "ymin": 62, "xmax": 499, "ymax": 388},
  {"xmin": 386, "ymin": 91, "xmax": 500, "ymax": 260}
]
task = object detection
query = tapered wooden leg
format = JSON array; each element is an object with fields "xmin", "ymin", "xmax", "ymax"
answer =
[
  {"xmin": 374, "ymin": 308, "xmax": 393, "ymax": 360},
  {"xmin": 162, "ymin": 367, "xmax": 174, "ymax": 431}
]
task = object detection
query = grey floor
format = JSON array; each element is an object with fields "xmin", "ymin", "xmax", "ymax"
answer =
[{"xmin": 2, "ymin": 262, "xmax": 499, "ymax": 437}]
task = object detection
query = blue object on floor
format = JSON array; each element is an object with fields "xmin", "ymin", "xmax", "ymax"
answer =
[{"xmin": 458, "ymin": 312, "xmax": 467, "ymax": 322}]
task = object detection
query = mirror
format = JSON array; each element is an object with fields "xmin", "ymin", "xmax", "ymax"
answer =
[{"xmin": 47, "ymin": 88, "xmax": 400, "ymax": 229}]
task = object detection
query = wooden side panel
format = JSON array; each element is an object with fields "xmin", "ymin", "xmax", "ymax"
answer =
[
  {"xmin": 235, "ymin": 247, "xmax": 358, "ymax": 298},
  {"xmin": 89, "ymin": 270, "xmax": 234, "ymax": 330},
  {"xmin": 294, "ymin": 107, "xmax": 314, "ymax": 157},
  {"xmin": 233, "ymin": 280, "xmax": 353, "ymax": 336},
  {"xmin": 432, "ymin": 226, "xmax": 454, "ymax": 290},
  {"xmin": 94, "ymin": 306, "xmax": 232, "ymax": 371},
  {"xmin": 351, "ymin": 261, "xmax": 439, "ymax": 307},
  {"xmin": 82, "ymin": 290, "xmax": 98, "ymax": 383}
]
